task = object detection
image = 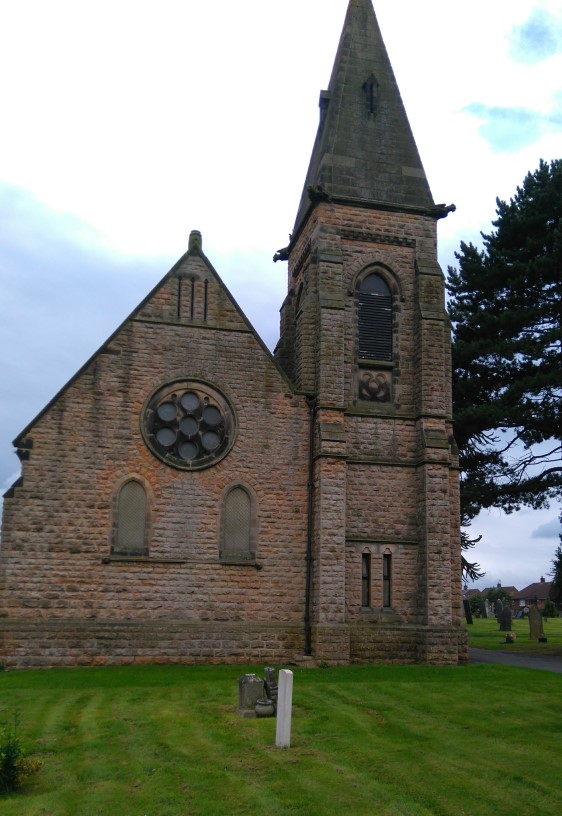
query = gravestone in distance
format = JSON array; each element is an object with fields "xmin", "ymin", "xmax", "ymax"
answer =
[
  {"xmin": 238, "ymin": 673, "xmax": 264, "ymax": 717},
  {"xmin": 463, "ymin": 599, "xmax": 473, "ymax": 624},
  {"xmin": 479, "ymin": 599, "xmax": 488, "ymax": 619},
  {"xmin": 499, "ymin": 605, "xmax": 512, "ymax": 632},
  {"xmin": 264, "ymin": 666, "xmax": 279, "ymax": 710},
  {"xmin": 495, "ymin": 598, "xmax": 503, "ymax": 623},
  {"xmin": 528, "ymin": 605, "xmax": 544, "ymax": 640}
]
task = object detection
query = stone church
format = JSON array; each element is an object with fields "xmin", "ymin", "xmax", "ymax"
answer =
[{"xmin": 0, "ymin": 0, "xmax": 467, "ymax": 667}]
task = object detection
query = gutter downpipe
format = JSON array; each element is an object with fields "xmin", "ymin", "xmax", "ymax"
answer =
[{"xmin": 304, "ymin": 395, "xmax": 316, "ymax": 656}]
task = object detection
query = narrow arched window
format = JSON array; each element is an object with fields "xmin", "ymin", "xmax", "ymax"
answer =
[
  {"xmin": 113, "ymin": 480, "xmax": 148, "ymax": 556},
  {"xmin": 357, "ymin": 273, "xmax": 392, "ymax": 361},
  {"xmin": 220, "ymin": 485, "xmax": 256, "ymax": 562}
]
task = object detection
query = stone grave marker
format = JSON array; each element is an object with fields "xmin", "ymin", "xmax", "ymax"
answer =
[
  {"xmin": 275, "ymin": 669, "xmax": 293, "ymax": 748},
  {"xmin": 264, "ymin": 666, "xmax": 279, "ymax": 710},
  {"xmin": 528, "ymin": 605, "xmax": 544, "ymax": 640},
  {"xmin": 478, "ymin": 599, "xmax": 488, "ymax": 618},
  {"xmin": 238, "ymin": 673, "xmax": 264, "ymax": 717},
  {"xmin": 463, "ymin": 599, "xmax": 473, "ymax": 624},
  {"xmin": 495, "ymin": 598, "xmax": 503, "ymax": 622},
  {"xmin": 499, "ymin": 605, "xmax": 512, "ymax": 632}
]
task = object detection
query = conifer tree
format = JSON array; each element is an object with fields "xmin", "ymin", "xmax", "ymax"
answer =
[
  {"xmin": 447, "ymin": 159, "xmax": 562, "ymax": 579},
  {"xmin": 550, "ymin": 514, "xmax": 562, "ymax": 601}
]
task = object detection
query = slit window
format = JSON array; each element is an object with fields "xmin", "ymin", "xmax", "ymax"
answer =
[
  {"xmin": 362, "ymin": 553, "xmax": 371, "ymax": 607},
  {"xmin": 358, "ymin": 273, "xmax": 392, "ymax": 361},
  {"xmin": 383, "ymin": 553, "xmax": 392, "ymax": 607}
]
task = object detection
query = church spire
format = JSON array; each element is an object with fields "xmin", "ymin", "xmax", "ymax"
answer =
[{"xmin": 293, "ymin": 0, "xmax": 434, "ymax": 234}]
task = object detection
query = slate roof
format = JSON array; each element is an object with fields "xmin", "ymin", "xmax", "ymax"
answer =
[
  {"xmin": 293, "ymin": 0, "xmax": 435, "ymax": 234},
  {"xmin": 512, "ymin": 581, "xmax": 553, "ymax": 601}
]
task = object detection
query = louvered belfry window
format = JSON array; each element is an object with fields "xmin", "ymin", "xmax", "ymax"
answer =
[
  {"xmin": 358, "ymin": 273, "xmax": 393, "ymax": 361},
  {"xmin": 114, "ymin": 480, "xmax": 148, "ymax": 555}
]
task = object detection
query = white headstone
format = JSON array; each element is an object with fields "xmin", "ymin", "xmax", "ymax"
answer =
[{"xmin": 275, "ymin": 669, "xmax": 293, "ymax": 748}]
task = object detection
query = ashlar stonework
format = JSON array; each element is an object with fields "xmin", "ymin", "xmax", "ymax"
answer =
[{"xmin": 0, "ymin": 0, "xmax": 467, "ymax": 668}]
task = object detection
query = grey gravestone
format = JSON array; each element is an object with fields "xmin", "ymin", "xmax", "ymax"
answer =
[
  {"xmin": 499, "ymin": 605, "xmax": 512, "ymax": 632},
  {"xmin": 495, "ymin": 598, "xmax": 503, "ymax": 622},
  {"xmin": 463, "ymin": 599, "xmax": 473, "ymax": 624},
  {"xmin": 479, "ymin": 599, "xmax": 488, "ymax": 619},
  {"xmin": 528, "ymin": 605, "xmax": 544, "ymax": 640},
  {"xmin": 264, "ymin": 667, "xmax": 279, "ymax": 709},
  {"xmin": 238, "ymin": 674, "xmax": 264, "ymax": 717}
]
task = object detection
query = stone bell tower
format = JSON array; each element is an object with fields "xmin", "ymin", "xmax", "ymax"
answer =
[{"xmin": 276, "ymin": 0, "xmax": 466, "ymax": 663}]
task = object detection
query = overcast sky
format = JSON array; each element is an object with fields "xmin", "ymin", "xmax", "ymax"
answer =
[{"xmin": 0, "ymin": 0, "xmax": 560, "ymax": 591}]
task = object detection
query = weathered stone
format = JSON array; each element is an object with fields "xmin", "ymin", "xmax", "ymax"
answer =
[
  {"xmin": 238, "ymin": 674, "xmax": 264, "ymax": 717},
  {"xmin": 275, "ymin": 669, "xmax": 294, "ymax": 748},
  {"xmin": 499, "ymin": 606, "xmax": 512, "ymax": 632},
  {"xmin": 528, "ymin": 605, "xmax": 544, "ymax": 640}
]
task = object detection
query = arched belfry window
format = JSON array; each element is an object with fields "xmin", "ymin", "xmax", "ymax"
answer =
[
  {"xmin": 220, "ymin": 484, "xmax": 257, "ymax": 562},
  {"xmin": 113, "ymin": 480, "xmax": 148, "ymax": 556},
  {"xmin": 357, "ymin": 273, "xmax": 393, "ymax": 361}
]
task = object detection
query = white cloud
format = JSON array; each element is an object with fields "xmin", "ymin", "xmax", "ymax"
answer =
[
  {"xmin": 468, "ymin": 505, "xmax": 561, "ymax": 591},
  {"xmin": 532, "ymin": 518, "xmax": 562, "ymax": 539}
]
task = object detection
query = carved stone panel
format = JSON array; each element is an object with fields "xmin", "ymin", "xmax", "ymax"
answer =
[{"xmin": 358, "ymin": 369, "xmax": 391, "ymax": 403}]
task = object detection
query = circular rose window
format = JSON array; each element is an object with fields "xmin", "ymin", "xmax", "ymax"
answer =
[{"xmin": 141, "ymin": 380, "xmax": 236, "ymax": 470}]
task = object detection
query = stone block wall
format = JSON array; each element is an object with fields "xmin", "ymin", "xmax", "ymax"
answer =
[
  {"xmin": 280, "ymin": 200, "xmax": 463, "ymax": 660},
  {"xmin": 0, "ymin": 248, "xmax": 311, "ymax": 667}
]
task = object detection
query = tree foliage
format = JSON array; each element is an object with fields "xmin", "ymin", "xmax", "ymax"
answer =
[
  {"xmin": 447, "ymin": 159, "xmax": 562, "ymax": 578},
  {"xmin": 485, "ymin": 587, "xmax": 512, "ymax": 607},
  {"xmin": 550, "ymin": 521, "xmax": 562, "ymax": 601}
]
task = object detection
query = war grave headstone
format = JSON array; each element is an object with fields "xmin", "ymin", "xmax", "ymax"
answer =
[{"xmin": 275, "ymin": 669, "xmax": 293, "ymax": 748}]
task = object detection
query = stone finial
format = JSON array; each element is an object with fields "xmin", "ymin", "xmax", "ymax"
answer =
[{"xmin": 188, "ymin": 230, "xmax": 202, "ymax": 254}]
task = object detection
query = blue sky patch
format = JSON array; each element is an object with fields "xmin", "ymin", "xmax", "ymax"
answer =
[
  {"xmin": 465, "ymin": 97, "xmax": 562, "ymax": 151},
  {"xmin": 510, "ymin": 8, "xmax": 562, "ymax": 64}
]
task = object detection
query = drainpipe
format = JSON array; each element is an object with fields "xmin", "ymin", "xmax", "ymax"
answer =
[{"xmin": 304, "ymin": 396, "xmax": 316, "ymax": 656}]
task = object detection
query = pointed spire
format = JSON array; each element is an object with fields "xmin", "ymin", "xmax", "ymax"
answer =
[{"xmin": 293, "ymin": 0, "xmax": 434, "ymax": 233}]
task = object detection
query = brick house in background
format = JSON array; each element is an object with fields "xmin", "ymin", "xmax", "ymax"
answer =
[
  {"xmin": 512, "ymin": 578, "xmax": 554, "ymax": 612},
  {"xmin": 465, "ymin": 582, "xmax": 519, "ymax": 604},
  {"xmin": 0, "ymin": 0, "xmax": 466, "ymax": 668}
]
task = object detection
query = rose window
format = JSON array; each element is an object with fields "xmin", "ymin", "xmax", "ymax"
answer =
[{"xmin": 141, "ymin": 380, "xmax": 235, "ymax": 470}]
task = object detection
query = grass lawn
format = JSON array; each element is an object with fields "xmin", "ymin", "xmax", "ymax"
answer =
[
  {"xmin": 465, "ymin": 613, "xmax": 562, "ymax": 655},
  {"xmin": 0, "ymin": 662, "xmax": 561, "ymax": 815}
]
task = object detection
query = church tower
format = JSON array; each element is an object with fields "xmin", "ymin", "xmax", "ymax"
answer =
[{"xmin": 276, "ymin": 0, "xmax": 465, "ymax": 662}]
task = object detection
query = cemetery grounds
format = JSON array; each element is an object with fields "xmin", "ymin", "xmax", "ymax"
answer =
[
  {"xmin": 465, "ymin": 612, "xmax": 562, "ymax": 653},
  {"xmin": 0, "ymin": 651, "xmax": 561, "ymax": 815}
]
